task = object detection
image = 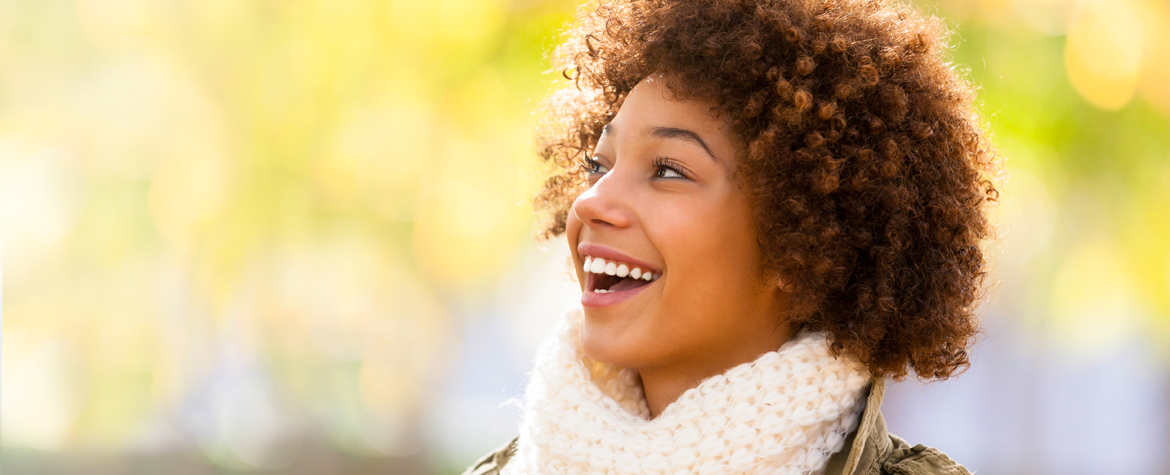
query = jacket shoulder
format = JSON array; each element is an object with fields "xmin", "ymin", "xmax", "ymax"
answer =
[
  {"xmin": 878, "ymin": 433, "xmax": 974, "ymax": 475},
  {"xmin": 832, "ymin": 379, "xmax": 974, "ymax": 475},
  {"xmin": 460, "ymin": 436, "xmax": 518, "ymax": 475}
]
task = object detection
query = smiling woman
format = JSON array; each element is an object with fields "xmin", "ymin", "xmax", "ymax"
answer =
[{"xmin": 465, "ymin": 0, "xmax": 999, "ymax": 474}]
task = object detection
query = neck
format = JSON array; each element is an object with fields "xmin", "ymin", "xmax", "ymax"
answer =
[{"xmin": 638, "ymin": 319, "xmax": 795, "ymax": 418}]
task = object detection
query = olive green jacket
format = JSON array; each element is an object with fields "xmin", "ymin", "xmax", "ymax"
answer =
[{"xmin": 462, "ymin": 378, "xmax": 973, "ymax": 475}]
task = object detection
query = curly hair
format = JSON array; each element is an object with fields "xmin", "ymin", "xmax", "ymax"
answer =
[{"xmin": 532, "ymin": 0, "xmax": 1000, "ymax": 381}]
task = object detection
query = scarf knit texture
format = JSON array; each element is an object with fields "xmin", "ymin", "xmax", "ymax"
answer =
[{"xmin": 502, "ymin": 306, "xmax": 873, "ymax": 475}]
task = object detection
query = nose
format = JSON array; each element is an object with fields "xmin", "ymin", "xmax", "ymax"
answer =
[{"xmin": 571, "ymin": 169, "xmax": 633, "ymax": 230}]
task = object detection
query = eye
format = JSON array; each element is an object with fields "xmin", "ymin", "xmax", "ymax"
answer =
[
  {"xmin": 653, "ymin": 156, "xmax": 688, "ymax": 179},
  {"xmin": 581, "ymin": 155, "xmax": 610, "ymax": 175}
]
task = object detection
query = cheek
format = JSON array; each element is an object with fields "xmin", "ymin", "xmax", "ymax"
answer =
[
  {"xmin": 653, "ymin": 196, "xmax": 759, "ymax": 284},
  {"xmin": 566, "ymin": 202, "xmax": 585, "ymax": 242},
  {"xmin": 657, "ymin": 195, "xmax": 753, "ymax": 249},
  {"xmin": 565, "ymin": 202, "xmax": 586, "ymax": 269}
]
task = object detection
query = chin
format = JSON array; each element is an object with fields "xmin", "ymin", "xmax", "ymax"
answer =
[{"xmin": 578, "ymin": 312, "xmax": 640, "ymax": 368}]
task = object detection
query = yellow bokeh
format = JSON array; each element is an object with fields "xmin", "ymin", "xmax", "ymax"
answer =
[
  {"xmin": 1064, "ymin": 0, "xmax": 1145, "ymax": 110},
  {"xmin": 315, "ymin": 77, "xmax": 436, "ymax": 221},
  {"xmin": 0, "ymin": 332, "xmax": 77, "ymax": 450},
  {"xmin": 411, "ymin": 164, "xmax": 527, "ymax": 288},
  {"xmin": 149, "ymin": 142, "xmax": 233, "ymax": 255},
  {"xmin": 1049, "ymin": 241, "xmax": 1142, "ymax": 356},
  {"xmin": 1136, "ymin": 0, "xmax": 1169, "ymax": 113},
  {"xmin": 1011, "ymin": 0, "xmax": 1072, "ymax": 35},
  {"xmin": 0, "ymin": 141, "xmax": 78, "ymax": 275},
  {"xmin": 987, "ymin": 163, "xmax": 1056, "ymax": 267},
  {"xmin": 76, "ymin": 0, "xmax": 162, "ymax": 43}
]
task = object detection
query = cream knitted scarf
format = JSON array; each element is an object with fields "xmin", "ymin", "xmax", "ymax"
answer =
[{"xmin": 502, "ymin": 306, "xmax": 872, "ymax": 475}]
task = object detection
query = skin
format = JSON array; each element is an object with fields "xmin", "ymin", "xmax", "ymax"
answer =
[{"xmin": 566, "ymin": 75, "xmax": 795, "ymax": 418}]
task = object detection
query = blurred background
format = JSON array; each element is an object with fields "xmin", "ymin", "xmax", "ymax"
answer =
[{"xmin": 0, "ymin": 0, "xmax": 1166, "ymax": 473}]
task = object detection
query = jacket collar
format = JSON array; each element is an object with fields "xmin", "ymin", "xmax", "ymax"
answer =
[{"xmin": 824, "ymin": 377, "xmax": 893, "ymax": 475}]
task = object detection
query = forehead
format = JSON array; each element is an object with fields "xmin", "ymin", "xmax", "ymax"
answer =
[{"xmin": 605, "ymin": 77, "xmax": 734, "ymax": 151}]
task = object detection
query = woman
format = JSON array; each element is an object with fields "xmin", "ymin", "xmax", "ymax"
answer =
[{"xmin": 466, "ymin": 0, "xmax": 997, "ymax": 473}]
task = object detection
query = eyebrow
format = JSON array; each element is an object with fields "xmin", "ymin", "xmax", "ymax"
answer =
[{"xmin": 602, "ymin": 123, "xmax": 721, "ymax": 163}]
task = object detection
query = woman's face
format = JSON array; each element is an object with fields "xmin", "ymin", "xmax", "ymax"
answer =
[{"xmin": 566, "ymin": 75, "xmax": 792, "ymax": 373}]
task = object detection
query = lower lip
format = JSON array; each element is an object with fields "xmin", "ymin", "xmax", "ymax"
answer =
[{"xmin": 580, "ymin": 274, "xmax": 658, "ymax": 308}]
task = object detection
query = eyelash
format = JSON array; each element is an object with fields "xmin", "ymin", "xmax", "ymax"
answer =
[
  {"xmin": 652, "ymin": 156, "xmax": 687, "ymax": 179},
  {"xmin": 580, "ymin": 155, "xmax": 688, "ymax": 180},
  {"xmin": 580, "ymin": 155, "xmax": 607, "ymax": 175}
]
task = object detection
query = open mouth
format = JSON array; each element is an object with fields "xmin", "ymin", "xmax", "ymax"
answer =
[
  {"xmin": 582, "ymin": 256, "xmax": 659, "ymax": 294},
  {"xmin": 588, "ymin": 271, "xmax": 654, "ymax": 293}
]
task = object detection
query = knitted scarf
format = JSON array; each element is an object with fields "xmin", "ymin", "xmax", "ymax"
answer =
[{"xmin": 502, "ymin": 306, "xmax": 872, "ymax": 475}]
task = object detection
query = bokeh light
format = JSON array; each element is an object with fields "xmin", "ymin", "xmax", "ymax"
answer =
[{"xmin": 1064, "ymin": 0, "xmax": 1144, "ymax": 110}]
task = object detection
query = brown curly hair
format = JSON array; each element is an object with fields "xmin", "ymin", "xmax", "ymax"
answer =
[{"xmin": 533, "ymin": 0, "xmax": 1000, "ymax": 381}]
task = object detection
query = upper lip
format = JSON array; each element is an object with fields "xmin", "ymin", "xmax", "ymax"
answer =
[{"xmin": 577, "ymin": 243, "xmax": 662, "ymax": 274}]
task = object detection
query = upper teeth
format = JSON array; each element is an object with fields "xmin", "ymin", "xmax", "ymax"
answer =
[{"xmin": 582, "ymin": 256, "xmax": 655, "ymax": 281}]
